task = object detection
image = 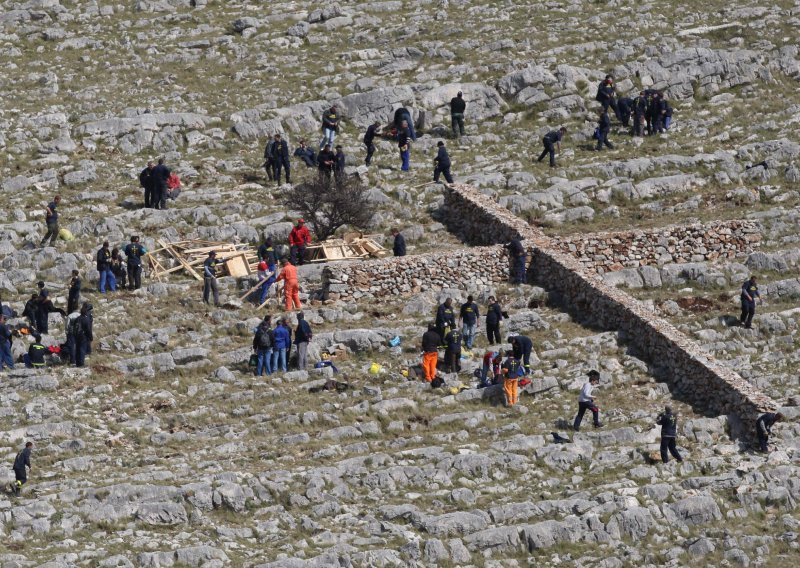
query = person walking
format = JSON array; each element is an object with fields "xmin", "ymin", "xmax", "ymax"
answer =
[
  {"xmin": 272, "ymin": 318, "xmax": 291, "ymax": 373},
  {"xmin": 203, "ymin": 251, "xmax": 221, "ymax": 307},
  {"xmin": 276, "ymin": 258, "xmax": 301, "ymax": 311},
  {"xmin": 433, "ymin": 141, "xmax": 454, "ymax": 183},
  {"xmin": 288, "ymin": 219, "xmax": 311, "ymax": 266},
  {"xmin": 67, "ymin": 270, "xmax": 81, "ymax": 314},
  {"xmin": 485, "ymin": 296, "xmax": 504, "ymax": 344},
  {"xmin": 253, "ymin": 316, "xmax": 273, "ymax": 377},
  {"xmin": 391, "ymin": 228, "xmax": 406, "ymax": 257},
  {"xmin": 536, "ymin": 128, "xmax": 566, "ymax": 167},
  {"xmin": 12, "ymin": 442, "xmax": 33, "ymax": 495},
  {"xmin": 139, "ymin": 161, "xmax": 155, "ymax": 208},
  {"xmin": 756, "ymin": 412, "xmax": 784, "ymax": 453},
  {"xmin": 656, "ymin": 406, "xmax": 683, "ymax": 464},
  {"xmin": 152, "ymin": 158, "xmax": 170, "ymax": 210},
  {"xmin": 39, "ymin": 195, "xmax": 62, "ymax": 247},
  {"xmin": 450, "ymin": 91, "xmax": 466, "ymax": 138},
  {"xmin": 595, "ymin": 108, "xmax": 613, "ymax": 151},
  {"xmin": 74, "ymin": 303, "xmax": 93, "ymax": 368},
  {"xmin": 459, "ymin": 295, "xmax": 479, "ymax": 349},
  {"xmin": 294, "ymin": 312, "xmax": 313, "ymax": 370},
  {"xmin": 740, "ymin": 275, "xmax": 761, "ymax": 329},
  {"xmin": 319, "ymin": 106, "xmax": 339, "ymax": 149},
  {"xmin": 124, "ymin": 236, "xmax": 147, "ymax": 290},
  {"xmin": 398, "ymin": 121, "xmax": 411, "ymax": 172},
  {"xmin": 272, "ymin": 134, "xmax": 291, "ymax": 184},
  {"xmin": 421, "ymin": 324, "xmax": 441, "ymax": 383},
  {"xmin": 96, "ymin": 241, "xmax": 116, "ymax": 293},
  {"xmin": 364, "ymin": 121, "xmax": 380, "ymax": 166},
  {"xmin": 0, "ymin": 314, "xmax": 14, "ymax": 371},
  {"xmin": 573, "ymin": 370, "xmax": 602, "ymax": 431}
]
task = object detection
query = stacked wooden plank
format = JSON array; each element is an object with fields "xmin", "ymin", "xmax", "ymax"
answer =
[
  {"xmin": 147, "ymin": 239, "xmax": 258, "ymax": 281},
  {"xmin": 305, "ymin": 234, "xmax": 390, "ymax": 263}
]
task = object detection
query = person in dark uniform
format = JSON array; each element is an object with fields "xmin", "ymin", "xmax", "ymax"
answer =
[
  {"xmin": 485, "ymin": 296, "xmax": 504, "ymax": 344},
  {"xmin": 595, "ymin": 75, "xmax": 620, "ymax": 121},
  {"xmin": 508, "ymin": 335, "xmax": 533, "ymax": 374},
  {"xmin": 74, "ymin": 303, "xmax": 94, "ymax": 368},
  {"xmin": 459, "ymin": 295, "xmax": 480, "ymax": 349},
  {"xmin": 110, "ymin": 248, "xmax": 127, "ymax": 290},
  {"xmin": 263, "ymin": 136, "xmax": 275, "ymax": 181},
  {"xmin": 617, "ymin": 96, "xmax": 634, "ymax": 128},
  {"xmin": 391, "ymin": 228, "xmax": 406, "ymax": 257},
  {"xmin": 596, "ymin": 109, "xmax": 613, "ymax": 151},
  {"xmin": 25, "ymin": 333, "xmax": 47, "ymax": 369},
  {"xmin": 151, "ymin": 158, "xmax": 170, "ymax": 210},
  {"xmin": 398, "ymin": 121, "xmax": 411, "ymax": 172},
  {"xmin": 393, "ymin": 107, "xmax": 416, "ymax": 141},
  {"xmin": 318, "ymin": 144, "xmax": 335, "ymax": 181},
  {"xmin": 12, "ymin": 442, "xmax": 33, "ymax": 495},
  {"xmin": 633, "ymin": 91, "xmax": 648, "ymax": 137},
  {"xmin": 40, "ymin": 195, "xmax": 61, "ymax": 247},
  {"xmin": 433, "ymin": 141, "xmax": 453, "ymax": 183},
  {"xmin": 124, "ymin": 236, "xmax": 147, "ymax": 290},
  {"xmin": 0, "ymin": 314, "xmax": 13, "ymax": 371},
  {"xmin": 505, "ymin": 238, "xmax": 527, "ymax": 284},
  {"xmin": 435, "ymin": 298, "xmax": 456, "ymax": 342},
  {"xmin": 203, "ymin": 251, "xmax": 220, "ymax": 307},
  {"xmin": 334, "ymin": 145, "xmax": 346, "ymax": 178},
  {"xmin": 364, "ymin": 121, "xmax": 380, "ymax": 166},
  {"xmin": 450, "ymin": 91, "xmax": 466, "ymax": 137},
  {"xmin": 67, "ymin": 270, "xmax": 81, "ymax": 314},
  {"xmin": 139, "ymin": 161, "xmax": 155, "ymax": 208},
  {"xmin": 656, "ymin": 406, "xmax": 683, "ymax": 463},
  {"xmin": 756, "ymin": 412, "xmax": 784, "ymax": 452},
  {"xmin": 444, "ymin": 327, "xmax": 462, "ymax": 373},
  {"xmin": 272, "ymin": 134, "xmax": 291, "ymax": 184},
  {"xmin": 537, "ymin": 127, "xmax": 566, "ymax": 167},
  {"xmin": 740, "ymin": 276, "xmax": 760, "ymax": 329},
  {"xmin": 293, "ymin": 139, "xmax": 317, "ymax": 167}
]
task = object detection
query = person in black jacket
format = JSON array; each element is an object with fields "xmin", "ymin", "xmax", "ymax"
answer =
[
  {"xmin": 73, "ymin": 302, "xmax": 94, "ymax": 367},
  {"xmin": 253, "ymin": 316, "xmax": 273, "ymax": 377},
  {"xmin": 444, "ymin": 328, "xmax": 462, "ymax": 373},
  {"xmin": 505, "ymin": 238, "xmax": 527, "ymax": 284},
  {"xmin": 22, "ymin": 294, "xmax": 38, "ymax": 330},
  {"xmin": 334, "ymin": 145, "xmax": 346, "ymax": 178},
  {"xmin": 151, "ymin": 158, "xmax": 170, "ymax": 210},
  {"xmin": 450, "ymin": 91, "xmax": 466, "ymax": 137},
  {"xmin": 364, "ymin": 121, "xmax": 380, "ymax": 166},
  {"xmin": 756, "ymin": 412, "xmax": 784, "ymax": 452},
  {"xmin": 398, "ymin": 121, "xmax": 411, "ymax": 172},
  {"xmin": 263, "ymin": 136, "xmax": 275, "ymax": 181},
  {"xmin": 393, "ymin": 107, "xmax": 416, "ymax": 141},
  {"xmin": 595, "ymin": 75, "xmax": 620, "ymax": 121},
  {"xmin": 293, "ymin": 140, "xmax": 317, "ymax": 167},
  {"xmin": 97, "ymin": 241, "xmax": 116, "ymax": 293},
  {"xmin": 435, "ymin": 298, "xmax": 456, "ymax": 342},
  {"xmin": 485, "ymin": 296, "xmax": 504, "ymax": 344},
  {"xmin": 433, "ymin": 141, "xmax": 453, "ymax": 183},
  {"xmin": 617, "ymin": 97, "xmax": 634, "ymax": 128},
  {"xmin": 537, "ymin": 127, "xmax": 566, "ymax": 167},
  {"xmin": 12, "ymin": 441, "xmax": 33, "ymax": 495},
  {"xmin": 391, "ymin": 228, "xmax": 406, "ymax": 257},
  {"xmin": 67, "ymin": 270, "xmax": 81, "ymax": 314},
  {"xmin": 25, "ymin": 333, "xmax": 47, "ymax": 369},
  {"xmin": 124, "ymin": 236, "xmax": 147, "ymax": 291},
  {"xmin": 35, "ymin": 289, "xmax": 65, "ymax": 334},
  {"xmin": 421, "ymin": 324, "xmax": 441, "ymax": 382},
  {"xmin": 459, "ymin": 295, "xmax": 480, "ymax": 349},
  {"xmin": 595, "ymin": 109, "xmax": 613, "ymax": 151},
  {"xmin": 633, "ymin": 92, "xmax": 648, "ymax": 137},
  {"xmin": 656, "ymin": 406, "xmax": 683, "ymax": 463},
  {"xmin": 318, "ymin": 144, "xmax": 335, "ymax": 181},
  {"xmin": 0, "ymin": 314, "xmax": 13, "ymax": 371},
  {"xmin": 294, "ymin": 312, "xmax": 313, "ymax": 370},
  {"xmin": 139, "ymin": 161, "xmax": 155, "ymax": 208},
  {"xmin": 272, "ymin": 134, "xmax": 291, "ymax": 184},
  {"xmin": 508, "ymin": 335, "xmax": 533, "ymax": 374}
]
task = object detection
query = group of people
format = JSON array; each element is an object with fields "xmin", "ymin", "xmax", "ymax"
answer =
[
  {"xmin": 94, "ymin": 237, "xmax": 148, "ymax": 293},
  {"xmin": 251, "ymin": 312, "xmax": 312, "ymax": 376},
  {"xmin": 138, "ymin": 159, "xmax": 179, "ymax": 210}
]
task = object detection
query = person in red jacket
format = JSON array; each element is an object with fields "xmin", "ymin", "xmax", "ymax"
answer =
[{"xmin": 288, "ymin": 219, "xmax": 311, "ymax": 265}]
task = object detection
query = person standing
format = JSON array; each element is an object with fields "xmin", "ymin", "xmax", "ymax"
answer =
[
  {"xmin": 124, "ymin": 236, "xmax": 147, "ymax": 290},
  {"xmin": 421, "ymin": 324, "xmax": 441, "ymax": 383},
  {"xmin": 391, "ymin": 228, "xmax": 406, "ymax": 257},
  {"xmin": 364, "ymin": 120, "xmax": 380, "ymax": 166},
  {"xmin": 633, "ymin": 91, "xmax": 648, "ymax": 137},
  {"xmin": 294, "ymin": 312, "xmax": 313, "ymax": 370},
  {"xmin": 595, "ymin": 108, "xmax": 613, "ymax": 151},
  {"xmin": 67, "ymin": 270, "xmax": 81, "ymax": 314},
  {"xmin": 334, "ymin": 145, "xmax": 346, "ymax": 179},
  {"xmin": 257, "ymin": 238, "xmax": 277, "ymax": 305},
  {"xmin": 39, "ymin": 195, "xmax": 61, "ymax": 247},
  {"xmin": 435, "ymin": 298, "xmax": 456, "ymax": 342},
  {"xmin": 96, "ymin": 241, "xmax": 116, "ymax": 293},
  {"xmin": 272, "ymin": 134, "xmax": 291, "ymax": 184},
  {"xmin": 656, "ymin": 406, "xmax": 683, "ymax": 464},
  {"xmin": 12, "ymin": 442, "xmax": 33, "ymax": 495},
  {"xmin": 288, "ymin": 219, "xmax": 311, "ymax": 266},
  {"xmin": 433, "ymin": 141, "xmax": 453, "ymax": 183},
  {"xmin": 573, "ymin": 370, "xmax": 602, "ymax": 431},
  {"xmin": 459, "ymin": 295, "xmax": 479, "ymax": 349},
  {"xmin": 595, "ymin": 75, "xmax": 620, "ymax": 121},
  {"xmin": 398, "ymin": 121, "xmax": 411, "ymax": 172},
  {"xmin": 319, "ymin": 106, "xmax": 339, "ymax": 149},
  {"xmin": 501, "ymin": 354, "xmax": 522, "ymax": 407},
  {"xmin": 139, "ymin": 161, "xmax": 155, "ymax": 208},
  {"xmin": 318, "ymin": 144, "xmax": 335, "ymax": 181},
  {"xmin": 74, "ymin": 303, "xmax": 93, "ymax": 368},
  {"xmin": 35, "ymin": 286, "xmax": 65, "ymax": 334},
  {"xmin": 537, "ymin": 128, "xmax": 566, "ymax": 168},
  {"xmin": 263, "ymin": 135, "xmax": 275, "ymax": 181},
  {"xmin": 253, "ymin": 316, "xmax": 273, "ymax": 377},
  {"xmin": 450, "ymin": 91, "xmax": 466, "ymax": 138},
  {"xmin": 756, "ymin": 412, "xmax": 784, "ymax": 453},
  {"xmin": 444, "ymin": 327, "xmax": 462, "ymax": 373},
  {"xmin": 110, "ymin": 248, "xmax": 127, "ymax": 290},
  {"xmin": 203, "ymin": 251, "xmax": 220, "ymax": 307},
  {"xmin": 740, "ymin": 275, "xmax": 760, "ymax": 329},
  {"xmin": 276, "ymin": 258, "xmax": 301, "ymax": 311},
  {"xmin": 393, "ymin": 107, "xmax": 416, "ymax": 141},
  {"xmin": 508, "ymin": 334, "xmax": 533, "ymax": 374},
  {"xmin": 485, "ymin": 296, "xmax": 504, "ymax": 344},
  {"xmin": 505, "ymin": 238, "xmax": 527, "ymax": 284},
  {"xmin": 272, "ymin": 318, "xmax": 291, "ymax": 373},
  {"xmin": 151, "ymin": 158, "xmax": 170, "ymax": 210},
  {"xmin": 0, "ymin": 314, "xmax": 13, "ymax": 371}
]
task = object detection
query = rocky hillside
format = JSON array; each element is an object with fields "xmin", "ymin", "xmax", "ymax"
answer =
[{"xmin": 1, "ymin": 0, "xmax": 800, "ymax": 566}]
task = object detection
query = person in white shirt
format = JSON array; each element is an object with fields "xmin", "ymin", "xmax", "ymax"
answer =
[{"xmin": 573, "ymin": 370, "xmax": 602, "ymax": 431}]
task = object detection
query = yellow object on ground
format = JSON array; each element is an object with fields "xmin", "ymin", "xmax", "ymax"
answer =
[{"xmin": 58, "ymin": 228, "xmax": 74, "ymax": 241}]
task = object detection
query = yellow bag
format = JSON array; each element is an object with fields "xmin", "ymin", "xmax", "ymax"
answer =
[
  {"xmin": 369, "ymin": 362, "xmax": 382, "ymax": 375},
  {"xmin": 58, "ymin": 228, "xmax": 74, "ymax": 241}
]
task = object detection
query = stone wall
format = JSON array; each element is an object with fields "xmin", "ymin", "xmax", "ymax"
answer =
[
  {"xmin": 442, "ymin": 183, "xmax": 777, "ymax": 421},
  {"xmin": 323, "ymin": 246, "xmax": 508, "ymax": 302},
  {"xmin": 552, "ymin": 220, "xmax": 761, "ymax": 275}
]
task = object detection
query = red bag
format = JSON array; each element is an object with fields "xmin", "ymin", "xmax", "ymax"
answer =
[{"xmin": 167, "ymin": 173, "xmax": 181, "ymax": 189}]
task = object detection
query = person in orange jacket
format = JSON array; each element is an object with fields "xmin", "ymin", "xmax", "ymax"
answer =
[
  {"xmin": 288, "ymin": 219, "xmax": 312, "ymax": 265},
  {"xmin": 276, "ymin": 258, "xmax": 301, "ymax": 310}
]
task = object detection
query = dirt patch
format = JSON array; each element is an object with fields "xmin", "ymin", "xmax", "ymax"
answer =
[{"xmin": 676, "ymin": 297, "xmax": 718, "ymax": 313}]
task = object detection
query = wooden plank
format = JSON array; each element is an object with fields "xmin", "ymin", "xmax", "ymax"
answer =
[
  {"xmin": 237, "ymin": 271, "xmax": 276, "ymax": 300},
  {"xmin": 158, "ymin": 239, "xmax": 203, "ymax": 281},
  {"xmin": 225, "ymin": 254, "xmax": 250, "ymax": 277}
]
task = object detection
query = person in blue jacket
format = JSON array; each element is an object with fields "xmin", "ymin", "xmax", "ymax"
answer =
[
  {"xmin": 272, "ymin": 318, "xmax": 291, "ymax": 373},
  {"xmin": 433, "ymin": 141, "xmax": 453, "ymax": 183}
]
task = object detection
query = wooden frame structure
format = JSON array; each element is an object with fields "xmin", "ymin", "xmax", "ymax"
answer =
[{"xmin": 146, "ymin": 239, "xmax": 258, "ymax": 281}]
